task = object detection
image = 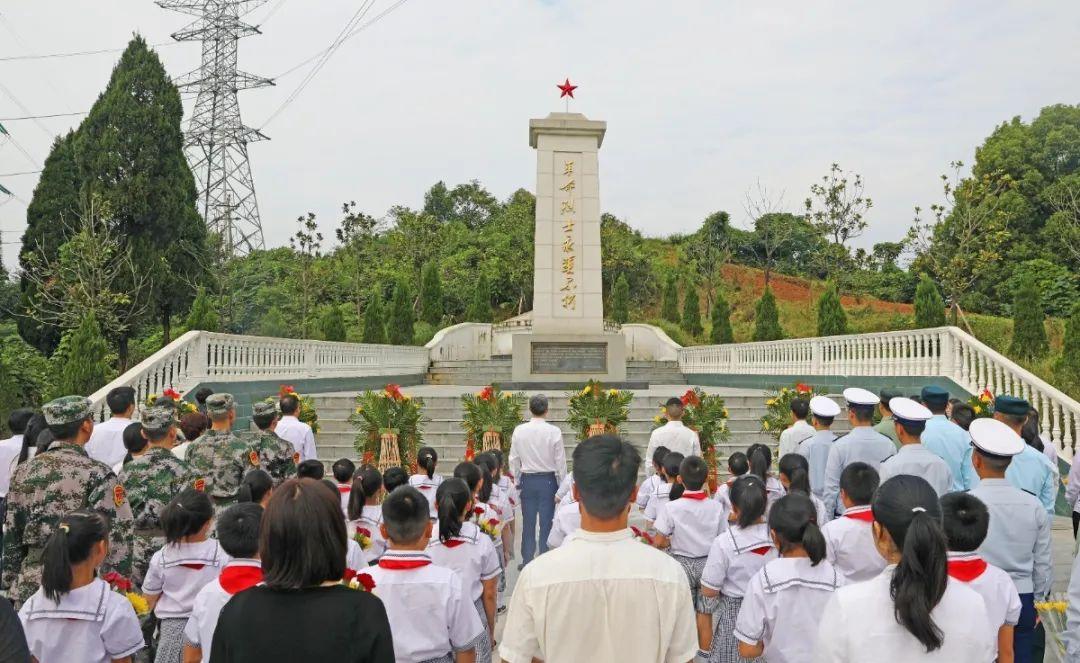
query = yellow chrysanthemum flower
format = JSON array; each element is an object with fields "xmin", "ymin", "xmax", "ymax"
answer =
[
  {"xmin": 653, "ymin": 416, "xmax": 662, "ymax": 424},
  {"xmin": 722, "ymin": 409, "xmax": 729, "ymax": 418},
  {"xmin": 126, "ymin": 592, "xmax": 149, "ymax": 616},
  {"xmin": 581, "ymin": 386, "xmax": 591, "ymax": 396},
  {"xmin": 608, "ymin": 389, "xmax": 618, "ymax": 396},
  {"xmin": 402, "ymin": 394, "xmax": 411, "ymax": 401},
  {"xmin": 763, "ymin": 421, "xmax": 770, "ymax": 430},
  {"xmin": 973, "ymin": 405, "xmax": 982, "ymax": 414},
  {"xmin": 355, "ymin": 406, "xmax": 363, "ymax": 414}
]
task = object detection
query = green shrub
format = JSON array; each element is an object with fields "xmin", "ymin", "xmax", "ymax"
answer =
[
  {"xmin": 913, "ymin": 274, "xmax": 946, "ymax": 328},
  {"xmin": 682, "ymin": 289, "xmax": 703, "ymax": 336},
  {"xmin": 816, "ymin": 282, "xmax": 848, "ymax": 336},
  {"xmin": 710, "ymin": 293, "xmax": 734, "ymax": 344},
  {"xmin": 611, "ymin": 274, "xmax": 630, "ymax": 325},
  {"xmin": 661, "ymin": 274, "xmax": 680, "ymax": 323},
  {"xmin": 753, "ymin": 288, "xmax": 784, "ymax": 341},
  {"xmin": 1009, "ymin": 274, "xmax": 1048, "ymax": 359}
]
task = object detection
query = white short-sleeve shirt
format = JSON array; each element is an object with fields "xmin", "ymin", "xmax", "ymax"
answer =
[
  {"xmin": 20, "ymin": 578, "xmax": 144, "ymax": 663},
  {"xmin": 409, "ymin": 473, "xmax": 444, "ymax": 517},
  {"xmin": 427, "ymin": 521, "xmax": 502, "ymax": 603},
  {"xmin": 734, "ymin": 557, "xmax": 845, "ymax": 663},
  {"xmin": 700, "ymin": 523, "xmax": 777, "ymax": 597},
  {"xmin": 489, "ymin": 482, "xmax": 515, "ymax": 524},
  {"xmin": 497, "ymin": 475, "xmax": 519, "ymax": 511},
  {"xmin": 346, "ymin": 538, "xmax": 366, "ymax": 571},
  {"xmin": 182, "ymin": 558, "xmax": 263, "ymax": 662},
  {"xmin": 349, "ymin": 504, "xmax": 388, "ymax": 561},
  {"xmin": 141, "ymin": 539, "xmax": 228, "ymax": 618},
  {"xmin": 359, "ymin": 552, "xmax": 484, "ymax": 662},
  {"xmin": 821, "ymin": 505, "xmax": 887, "ymax": 583},
  {"xmin": 547, "ymin": 500, "xmax": 583, "ymax": 548},
  {"xmin": 637, "ymin": 474, "xmax": 663, "ymax": 511},
  {"xmin": 946, "ymin": 552, "xmax": 1022, "ymax": 656},
  {"xmin": 85, "ymin": 416, "xmax": 133, "ymax": 468},
  {"xmin": 274, "ymin": 415, "xmax": 317, "ymax": 461},
  {"xmin": 652, "ymin": 492, "xmax": 728, "ymax": 558},
  {"xmin": 644, "ymin": 482, "xmax": 675, "ymax": 522}
]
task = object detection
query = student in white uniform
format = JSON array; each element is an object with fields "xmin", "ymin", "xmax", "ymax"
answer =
[
  {"xmin": 358, "ymin": 486, "xmax": 484, "ymax": 663},
  {"xmin": 797, "ymin": 395, "xmax": 841, "ymax": 499},
  {"xmin": 141, "ymin": 489, "xmax": 227, "ymax": 663},
  {"xmin": 476, "ymin": 452, "xmax": 514, "ymax": 564},
  {"xmin": 547, "ymin": 497, "xmax": 582, "ymax": 548},
  {"xmin": 326, "ymin": 479, "xmax": 368, "ymax": 574},
  {"xmin": 427, "ymin": 478, "xmax": 502, "ymax": 663},
  {"xmin": 644, "ymin": 452, "xmax": 684, "ymax": 525},
  {"xmin": 237, "ymin": 468, "xmax": 274, "ymax": 508},
  {"xmin": 735, "ymin": 493, "xmax": 844, "ymax": 663},
  {"xmin": 183, "ymin": 503, "xmax": 265, "ymax": 663},
  {"xmin": 821, "ymin": 462, "xmax": 887, "ymax": 582},
  {"xmin": 490, "ymin": 449, "xmax": 517, "ymax": 558},
  {"xmin": 636, "ymin": 445, "xmax": 671, "ymax": 512},
  {"xmin": 409, "ymin": 446, "xmax": 443, "ymax": 517},
  {"xmin": 644, "ymin": 398, "xmax": 702, "ymax": 476},
  {"xmin": 19, "ymin": 510, "xmax": 144, "ymax": 663},
  {"xmin": 554, "ymin": 472, "xmax": 575, "ymax": 506},
  {"xmin": 456, "ymin": 460, "xmax": 507, "ymax": 613},
  {"xmin": 713, "ymin": 452, "xmax": 749, "ymax": 520},
  {"xmin": 748, "ymin": 444, "xmax": 786, "ymax": 507},
  {"xmin": 652, "ymin": 456, "xmax": 727, "ymax": 614},
  {"xmin": 331, "ymin": 457, "xmax": 356, "ymax": 517},
  {"xmin": 777, "ymin": 453, "xmax": 828, "ymax": 525},
  {"xmin": 940, "ymin": 492, "xmax": 1022, "ymax": 662},
  {"xmin": 698, "ymin": 475, "xmax": 776, "ymax": 663},
  {"xmin": 346, "ymin": 465, "xmax": 388, "ymax": 563},
  {"xmin": 877, "ymin": 397, "xmax": 954, "ymax": 496},
  {"xmin": 814, "ymin": 474, "xmax": 994, "ymax": 662}
]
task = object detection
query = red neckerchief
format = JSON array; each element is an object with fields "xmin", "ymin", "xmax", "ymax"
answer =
[
  {"xmin": 443, "ymin": 539, "xmax": 466, "ymax": 548},
  {"xmin": 378, "ymin": 555, "xmax": 433, "ymax": 570},
  {"xmin": 338, "ymin": 485, "xmax": 351, "ymax": 494},
  {"xmin": 219, "ymin": 565, "xmax": 263, "ymax": 595},
  {"xmin": 843, "ymin": 505, "xmax": 874, "ymax": 522},
  {"xmin": 749, "ymin": 546, "xmax": 772, "ymax": 556},
  {"xmin": 947, "ymin": 556, "xmax": 988, "ymax": 582},
  {"xmin": 681, "ymin": 491, "xmax": 708, "ymax": 501},
  {"xmin": 418, "ymin": 484, "xmax": 433, "ymax": 490},
  {"xmin": 180, "ymin": 563, "xmax": 206, "ymax": 570}
]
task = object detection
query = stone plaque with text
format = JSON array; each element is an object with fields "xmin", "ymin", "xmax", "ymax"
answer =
[{"xmin": 530, "ymin": 342, "xmax": 608, "ymax": 374}]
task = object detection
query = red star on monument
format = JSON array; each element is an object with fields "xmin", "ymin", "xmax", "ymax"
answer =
[{"xmin": 557, "ymin": 78, "xmax": 578, "ymax": 99}]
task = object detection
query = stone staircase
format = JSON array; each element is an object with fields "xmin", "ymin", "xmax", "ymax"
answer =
[{"xmin": 425, "ymin": 359, "xmax": 686, "ymax": 386}]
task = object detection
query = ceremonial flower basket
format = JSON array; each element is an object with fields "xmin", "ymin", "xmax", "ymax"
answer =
[
  {"xmin": 461, "ymin": 385, "xmax": 526, "ymax": 460},
  {"xmin": 566, "ymin": 380, "xmax": 633, "ymax": 441},
  {"xmin": 759, "ymin": 382, "xmax": 824, "ymax": 440},
  {"xmin": 279, "ymin": 385, "xmax": 321, "ymax": 434},
  {"xmin": 965, "ymin": 389, "xmax": 995, "ymax": 419},
  {"xmin": 653, "ymin": 388, "xmax": 730, "ymax": 491},
  {"xmin": 1035, "ymin": 595, "xmax": 1067, "ymax": 660},
  {"xmin": 145, "ymin": 389, "xmax": 198, "ymax": 416},
  {"xmin": 102, "ymin": 572, "xmax": 149, "ymax": 616},
  {"xmin": 343, "ymin": 569, "xmax": 376, "ymax": 592},
  {"xmin": 349, "ymin": 384, "xmax": 425, "ymax": 472}
]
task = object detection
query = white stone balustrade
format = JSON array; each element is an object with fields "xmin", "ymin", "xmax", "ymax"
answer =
[{"xmin": 679, "ymin": 326, "xmax": 1080, "ymax": 460}]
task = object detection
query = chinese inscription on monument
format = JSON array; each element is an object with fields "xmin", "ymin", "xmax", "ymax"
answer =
[{"xmin": 560, "ymin": 159, "xmax": 577, "ymax": 310}]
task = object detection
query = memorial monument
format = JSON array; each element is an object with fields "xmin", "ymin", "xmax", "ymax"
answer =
[{"xmin": 511, "ymin": 103, "xmax": 627, "ymax": 382}]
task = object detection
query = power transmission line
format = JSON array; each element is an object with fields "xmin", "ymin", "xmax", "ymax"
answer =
[
  {"xmin": 0, "ymin": 111, "xmax": 87, "ymax": 121},
  {"xmin": 0, "ymin": 41, "xmax": 177, "ymax": 61},
  {"xmin": 0, "ymin": 169, "xmax": 42, "ymax": 177}
]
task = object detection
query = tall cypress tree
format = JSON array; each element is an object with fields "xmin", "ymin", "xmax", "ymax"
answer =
[
  {"xmin": 320, "ymin": 305, "xmax": 346, "ymax": 342},
  {"xmin": 58, "ymin": 312, "xmax": 110, "ymax": 396},
  {"xmin": 661, "ymin": 274, "xmax": 680, "ymax": 323},
  {"xmin": 387, "ymin": 280, "xmax": 415, "ymax": 345},
  {"xmin": 362, "ymin": 291, "xmax": 387, "ymax": 344},
  {"xmin": 419, "ymin": 262, "xmax": 444, "ymax": 326},
  {"xmin": 1009, "ymin": 274, "xmax": 1048, "ymax": 359},
  {"xmin": 753, "ymin": 287, "xmax": 784, "ymax": 342},
  {"xmin": 185, "ymin": 288, "xmax": 220, "ymax": 332},
  {"xmin": 466, "ymin": 274, "xmax": 493, "ymax": 323},
  {"xmin": 914, "ymin": 274, "xmax": 947, "ymax": 328},
  {"xmin": 1056, "ymin": 303, "xmax": 1080, "ymax": 387},
  {"xmin": 682, "ymin": 288, "xmax": 703, "ymax": 336},
  {"xmin": 610, "ymin": 274, "xmax": 630, "ymax": 325},
  {"xmin": 816, "ymin": 282, "xmax": 848, "ymax": 336},
  {"xmin": 710, "ymin": 292, "xmax": 734, "ymax": 344}
]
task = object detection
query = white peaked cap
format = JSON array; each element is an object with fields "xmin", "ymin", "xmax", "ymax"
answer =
[
  {"xmin": 888, "ymin": 397, "xmax": 932, "ymax": 423},
  {"xmin": 969, "ymin": 418, "xmax": 1024, "ymax": 457},
  {"xmin": 842, "ymin": 387, "xmax": 880, "ymax": 406},
  {"xmin": 809, "ymin": 395, "xmax": 841, "ymax": 418}
]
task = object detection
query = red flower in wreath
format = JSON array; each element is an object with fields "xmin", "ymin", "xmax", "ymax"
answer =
[
  {"xmin": 101, "ymin": 571, "xmax": 132, "ymax": 592},
  {"xmin": 384, "ymin": 384, "xmax": 404, "ymax": 401},
  {"xmin": 278, "ymin": 385, "xmax": 297, "ymax": 398},
  {"xmin": 795, "ymin": 382, "xmax": 811, "ymax": 394},
  {"xmin": 680, "ymin": 389, "xmax": 700, "ymax": 407},
  {"xmin": 478, "ymin": 386, "xmax": 495, "ymax": 402},
  {"xmin": 162, "ymin": 388, "xmax": 182, "ymax": 401},
  {"xmin": 473, "ymin": 506, "xmax": 484, "ymax": 516}
]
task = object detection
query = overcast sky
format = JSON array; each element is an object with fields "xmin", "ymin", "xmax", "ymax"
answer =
[{"xmin": 2, "ymin": 1, "xmax": 1079, "ymax": 270}]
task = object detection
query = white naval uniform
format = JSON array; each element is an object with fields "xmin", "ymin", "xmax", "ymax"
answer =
[
  {"xmin": 1063, "ymin": 547, "xmax": 1080, "ymax": 658},
  {"xmin": 797, "ymin": 430, "xmax": 837, "ymax": 499},
  {"xmin": 652, "ymin": 491, "xmax": 727, "ymax": 557},
  {"xmin": 700, "ymin": 523, "xmax": 777, "ymax": 598},
  {"xmin": 970, "ymin": 478, "xmax": 1053, "ymax": 597},
  {"xmin": 546, "ymin": 500, "xmax": 582, "ymax": 548},
  {"xmin": 358, "ymin": 551, "xmax": 485, "ymax": 663},
  {"xmin": 643, "ymin": 481, "xmax": 674, "ymax": 523},
  {"xmin": 182, "ymin": 558, "xmax": 263, "ymax": 663},
  {"xmin": 427, "ymin": 521, "xmax": 502, "ymax": 602},
  {"xmin": 409, "ymin": 473, "xmax": 444, "ymax": 517},
  {"xmin": 814, "ymin": 565, "xmax": 994, "ymax": 662},
  {"xmin": 643, "ymin": 421, "xmax": 701, "ymax": 477},
  {"xmin": 877, "ymin": 443, "xmax": 954, "ymax": 496},
  {"xmin": 19, "ymin": 577, "xmax": 144, "ymax": 663},
  {"xmin": 734, "ymin": 557, "xmax": 845, "ymax": 663},
  {"xmin": 946, "ymin": 551, "xmax": 1021, "ymax": 658},
  {"xmin": 349, "ymin": 504, "xmax": 388, "ymax": 561},
  {"xmin": 821, "ymin": 505, "xmax": 887, "ymax": 583},
  {"xmin": 142, "ymin": 539, "xmax": 228, "ymax": 618},
  {"xmin": 821, "ymin": 426, "xmax": 895, "ymax": 517}
]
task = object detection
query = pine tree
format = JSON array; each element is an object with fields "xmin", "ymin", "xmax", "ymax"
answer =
[
  {"xmin": 320, "ymin": 305, "xmax": 346, "ymax": 342},
  {"xmin": 387, "ymin": 280, "xmax": 415, "ymax": 345},
  {"xmin": 710, "ymin": 292, "xmax": 734, "ymax": 344},
  {"xmin": 1056, "ymin": 303, "xmax": 1080, "ymax": 387},
  {"xmin": 419, "ymin": 262, "xmax": 444, "ymax": 326},
  {"xmin": 682, "ymin": 288, "xmax": 703, "ymax": 336},
  {"xmin": 58, "ymin": 313, "xmax": 110, "ymax": 396},
  {"xmin": 1009, "ymin": 274, "xmax": 1048, "ymax": 359},
  {"xmin": 611, "ymin": 274, "xmax": 630, "ymax": 325},
  {"xmin": 661, "ymin": 274, "xmax": 680, "ymax": 323},
  {"xmin": 753, "ymin": 287, "xmax": 784, "ymax": 341},
  {"xmin": 185, "ymin": 288, "xmax": 220, "ymax": 332},
  {"xmin": 914, "ymin": 274, "xmax": 947, "ymax": 328},
  {"xmin": 466, "ymin": 274, "xmax": 493, "ymax": 323},
  {"xmin": 816, "ymin": 282, "xmax": 848, "ymax": 336},
  {"xmin": 362, "ymin": 291, "xmax": 387, "ymax": 344},
  {"xmin": 256, "ymin": 307, "xmax": 288, "ymax": 338}
]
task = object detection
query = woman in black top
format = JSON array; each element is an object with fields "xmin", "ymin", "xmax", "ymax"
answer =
[{"xmin": 210, "ymin": 479, "xmax": 394, "ymax": 662}]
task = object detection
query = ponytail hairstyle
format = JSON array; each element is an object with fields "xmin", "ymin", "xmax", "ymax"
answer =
[
  {"xmin": 1020, "ymin": 413, "xmax": 1043, "ymax": 452},
  {"xmin": 872, "ymin": 474, "xmax": 949, "ymax": 652},
  {"xmin": 238, "ymin": 470, "xmax": 273, "ymax": 505},
  {"xmin": 747, "ymin": 443, "xmax": 772, "ymax": 480},
  {"xmin": 42, "ymin": 510, "xmax": 109, "ymax": 602},
  {"xmin": 19, "ymin": 413, "xmax": 47, "ymax": 464},
  {"xmin": 778, "ymin": 453, "xmax": 812, "ymax": 496},
  {"xmin": 660, "ymin": 452, "xmax": 685, "ymax": 499},
  {"xmin": 347, "ymin": 466, "xmax": 383, "ymax": 521},
  {"xmin": 489, "ymin": 449, "xmax": 506, "ymax": 475},
  {"xmin": 729, "ymin": 474, "xmax": 768, "ymax": 529},
  {"xmin": 162, "ymin": 488, "xmax": 214, "ymax": 544},
  {"xmin": 453, "ymin": 461, "xmax": 491, "ymax": 503},
  {"xmin": 768, "ymin": 493, "xmax": 826, "ymax": 565},
  {"xmin": 417, "ymin": 446, "xmax": 438, "ymax": 479},
  {"xmin": 651, "ymin": 445, "xmax": 671, "ymax": 472},
  {"xmin": 475, "ymin": 452, "xmax": 502, "ymax": 484},
  {"xmin": 436, "ymin": 478, "xmax": 472, "ymax": 543}
]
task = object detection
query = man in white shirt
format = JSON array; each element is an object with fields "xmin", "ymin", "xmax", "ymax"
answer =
[
  {"xmin": 274, "ymin": 393, "xmax": 317, "ymax": 462},
  {"xmin": 778, "ymin": 397, "xmax": 815, "ymax": 458},
  {"xmin": 644, "ymin": 398, "xmax": 701, "ymax": 477},
  {"xmin": 500, "ymin": 435, "xmax": 698, "ymax": 663},
  {"xmin": 85, "ymin": 387, "xmax": 136, "ymax": 467},
  {"xmin": 509, "ymin": 394, "xmax": 566, "ymax": 567}
]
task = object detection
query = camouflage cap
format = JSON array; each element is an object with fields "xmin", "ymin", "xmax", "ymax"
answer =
[
  {"xmin": 252, "ymin": 401, "xmax": 278, "ymax": 418},
  {"xmin": 42, "ymin": 395, "xmax": 93, "ymax": 426},
  {"xmin": 141, "ymin": 404, "xmax": 177, "ymax": 432},
  {"xmin": 205, "ymin": 393, "xmax": 236, "ymax": 417}
]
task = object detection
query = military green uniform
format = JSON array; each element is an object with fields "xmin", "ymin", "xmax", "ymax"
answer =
[
  {"xmin": 875, "ymin": 415, "xmax": 901, "ymax": 449},
  {"xmin": 185, "ymin": 395, "xmax": 257, "ymax": 516},
  {"xmin": 2, "ymin": 396, "xmax": 134, "ymax": 606},
  {"xmin": 246, "ymin": 402, "xmax": 298, "ymax": 485}
]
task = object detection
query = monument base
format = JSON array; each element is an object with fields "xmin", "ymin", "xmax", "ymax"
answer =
[{"xmin": 511, "ymin": 333, "xmax": 627, "ymax": 383}]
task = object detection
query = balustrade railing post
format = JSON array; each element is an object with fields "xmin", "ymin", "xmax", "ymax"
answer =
[
  {"xmin": 190, "ymin": 332, "xmax": 209, "ymax": 382},
  {"xmin": 810, "ymin": 340, "xmax": 821, "ymax": 375}
]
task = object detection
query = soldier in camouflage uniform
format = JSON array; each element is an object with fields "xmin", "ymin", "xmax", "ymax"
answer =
[
  {"xmin": 246, "ymin": 401, "xmax": 299, "ymax": 485},
  {"xmin": 185, "ymin": 394, "xmax": 258, "ymax": 517},
  {"xmin": 2, "ymin": 396, "xmax": 135, "ymax": 606},
  {"xmin": 117, "ymin": 404, "xmax": 202, "ymax": 587}
]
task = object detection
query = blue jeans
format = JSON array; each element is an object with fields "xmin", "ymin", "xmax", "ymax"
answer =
[
  {"xmin": 1015, "ymin": 592, "xmax": 1035, "ymax": 663},
  {"xmin": 519, "ymin": 473, "xmax": 558, "ymax": 565}
]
